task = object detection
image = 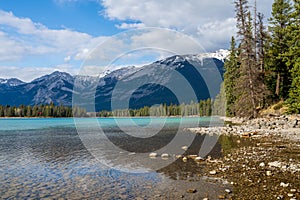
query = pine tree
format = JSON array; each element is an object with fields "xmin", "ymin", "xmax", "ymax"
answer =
[
  {"xmin": 267, "ymin": 0, "xmax": 293, "ymax": 99},
  {"xmin": 256, "ymin": 13, "xmax": 268, "ymax": 73},
  {"xmin": 286, "ymin": 0, "xmax": 300, "ymax": 113},
  {"xmin": 212, "ymin": 82, "xmax": 226, "ymax": 116},
  {"xmin": 224, "ymin": 37, "xmax": 240, "ymax": 116},
  {"xmin": 233, "ymin": 0, "xmax": 268, "ymax": 118}
]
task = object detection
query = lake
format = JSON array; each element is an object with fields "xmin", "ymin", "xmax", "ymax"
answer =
[{"xmin": 0, "ymin": 117, "xmax": 230, "ymax": 199}]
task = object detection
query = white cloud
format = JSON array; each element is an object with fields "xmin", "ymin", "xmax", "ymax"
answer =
[
  {"xmin": 64, "ymin": 55, "xmax": 72, "ymax": 63},
  {"xmin": 0, "ymin": 31, "xmax": 26, "ymax": 61},
  {"xmin": 79, "ymin": 28, "xmax": 205, "ymax": 73},
  {"xmin": 197, "ymin": 18, "xmax": 237, "ymax": 50},
  {"xmin": 0, "ymin": 10, "xmax": 107, "ymax": 62},
  {"xmin": 0, "ymin": 65, "xmax": 79, "ymax": 82},
  {"xmin": 101, "ymin": 0, "xmax": 273, "ymax": 51}
]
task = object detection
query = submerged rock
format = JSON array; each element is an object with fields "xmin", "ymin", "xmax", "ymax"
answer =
[
  {"xmin": 186, "ymin": 189, "xmax": 197, "ymax": 193},
  {"xmin": 161, "ymin": 153, "xmax": 169, "ymax": 159},
  {"xmin": 181, "ymin": 146, "xmax": 188, "ymax": 151},
  {"xmin": 149, "ymin": 153, "xmax": 158, "ymax": 158}
]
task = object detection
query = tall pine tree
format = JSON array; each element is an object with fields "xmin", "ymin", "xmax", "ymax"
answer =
[
  {"xmin": 233, "ymin": 0, "xmax": 268, "ymax": 118},
  {"xmin": 267, "ymin": 0, "xmax": 293, "ymax": 100},
  {"xmin": 286, "ymin": 0, "xmax": 300, "ymax": 113},
  {"xmin": 224, "ymin": 37, "xmax": 240, "ymax": 116}
]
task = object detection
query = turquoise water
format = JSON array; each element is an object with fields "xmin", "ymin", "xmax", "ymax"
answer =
[
  {"xmin": 0, "ymin": 116, "xmax": 218, "ymax": 131},
  {"xmin": 0, "ymin": 117, "xmax": 226, "ymax": 199}
]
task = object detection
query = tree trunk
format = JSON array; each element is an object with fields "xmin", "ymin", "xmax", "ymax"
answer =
[{"xmin": 276, "ymin": 73, "xmax": 280, "ymax": 96}]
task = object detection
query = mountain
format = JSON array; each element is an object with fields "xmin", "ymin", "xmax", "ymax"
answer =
[
  {"xmin": 0, "ymin": 52, "xmax": 226, "ymax": 111},
  {"xmin": 80, "ymin": 55, "xmax": 224, "ymax": 111},
  {"xmin": 0, "ymin": 78, "xmax": 25, "ymax": 87}
]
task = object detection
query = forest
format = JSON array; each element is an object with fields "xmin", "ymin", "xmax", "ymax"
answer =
[
  {"xmin": 0, "ymin": 103, "xmax": 87, "ymax": 118},
  {"xmin": 97, "ymin": 99, "xmax": 218, "ymax": 117},
  {"xmin": 223, "ymin": 0, "xmax": 299, "ymax": 118}
]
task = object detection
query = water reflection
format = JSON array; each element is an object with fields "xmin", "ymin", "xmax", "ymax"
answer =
[{"xmin": 0, "ymin": 123, "xmax": 226, "ymax": 199}]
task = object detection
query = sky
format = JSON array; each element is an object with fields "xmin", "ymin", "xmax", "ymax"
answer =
[{"xmin": 0, "ymin": 0, "xmax": 273, "ymax": 82}]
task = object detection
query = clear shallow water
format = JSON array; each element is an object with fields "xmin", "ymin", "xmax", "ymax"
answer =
[{"xmin": 0, "ymin": 117, "xmax": 227, "ymax": 199}]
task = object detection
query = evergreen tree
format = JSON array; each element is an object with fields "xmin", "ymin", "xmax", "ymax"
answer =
[
  {"xmin": 267, "ymin": 0, "xmax": 293, "ymax": 99},
  {"xmin": 212, "ymin": 82, "xmax": 226, "ymax": 116},
  {"xmin": 234, "ymin": 0, "xmax": 268, "ymax": 118},
  {"xmin": 224, "ymin": 37, "xmax": 240, "ymax": 116},
  {"xmin": 256, "ymin": 12, "xmax": 268, "ymax": 73},
  {"xmin": 286, "ymin": 0, "xmax": 300, "ymax": 113}
]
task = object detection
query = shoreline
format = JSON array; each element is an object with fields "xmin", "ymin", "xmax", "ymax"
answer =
[
  {"xmin": 186, "ymin": 115, "xmax": 300, "ymax": 199},
  {"xmin": 0, "ymin": 115, "xmax": 215, "ymax": 119},
  {"xmin": 187, "ymin": 115, "xmax": 300, "ymax": 142}
]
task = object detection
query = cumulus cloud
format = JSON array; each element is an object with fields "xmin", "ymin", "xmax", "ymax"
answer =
[
  {"xmin": 101, "ymin": 0, "xmax": 234, "ymax": 50},
  {"xmin": 101, "ymin": 0, "xmax": 273, "ymax": 51},
  {"xmin": 81, "ymin": 28, "xmax": 205, "ymax": 71},
  {"xmin": 0, "ymin": 10, "xmax": 106, "ymax": 62},
  {"xmin": 0, "ymin": 31, "xmax": 26, "ymax": 61}
]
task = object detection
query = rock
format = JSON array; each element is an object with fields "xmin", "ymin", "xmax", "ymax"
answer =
[
  {"xmin": 195, "ymin": 157, "xmax": 203, "ymax": 162},
  {"xmin": 290, "ymin": 189, "xmax": 296, "ymax": 193},
  {"xmin": 277, "ymin": 195, "xmax": 284, "ymax": 199},
  {"xmin": 279, "ymin": 182, "xmax": 289, "ymax": 187},
  {"xmin": 149, "ymin": 153, "xmax": 158, "ymax": 158},
  {"xmin": 268, "ymin": 161, "xmax": 281, "ymax": 168},
  {"xmin": 259, "ymin": 162, "xmax": 265, "ymax": 167},
  {"xmin": 218, "ymin": 195, "xmax": 226, "ymax": 199},
  {"xmin": 181, "ymin": 146, "xmax": 188, "ymax": 151},
  {"xmin": 209, "ymin": 170, "xmax": 217, "ymax": 175},
  {"xmin": 161, "ymin": 153, "xmax": 169, "ymax": 158},
  {"xmin": 287, "ymin": 193, "xmax": 294, "ymax": 197},
  {"xmin": 225, "ymin": 189, "xmax": 231, "ymax": 194},
  {"xmin": 203, "ymin": 198, "xmax": 209, "ymax": 200},
  {"xmin": 175, "ymin": 155, "xmax": 182, "ymax": 159},
  {"xmin": 186, "ymin": 189, "xmax": 197, "ymax": 193},
  {"xmin": 188, "ymin": 155, "xmax": 198, "ymax": 159},
  {"xmin": 291, "ymin": 119, "xmax": 298, "ymax": 127},
  {"xmin": 266, "ymin": 171, "xmax": 272, "ymax": 176},
  {"xmin": 182, "ymin": 157, "xmax": 188, "ymax": 162}
]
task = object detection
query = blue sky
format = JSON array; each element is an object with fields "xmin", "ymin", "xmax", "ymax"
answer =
[{"xmin": 0, "ymin": 0, "xmax": 273, "ymax": 81}]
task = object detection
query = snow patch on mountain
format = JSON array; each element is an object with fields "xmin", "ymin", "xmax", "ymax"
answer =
[
  {"xmin": 0, "ymin": 78, "xmax": 25, "ymax": 86},
  {"xmin": 198, "ymin": 49, "xmax": 230, "ymax": 62}
]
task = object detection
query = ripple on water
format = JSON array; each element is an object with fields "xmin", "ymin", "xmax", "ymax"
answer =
[{"xmin": 0, "ymin": 118, "xmax": 228, "ymax": 199}]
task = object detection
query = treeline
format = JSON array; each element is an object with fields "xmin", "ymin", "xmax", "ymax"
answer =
[
  {"xmin": 97, "ymin": 98, "xmax": 225, "ymax": 117},
  {"xmin": 0, "ymin": 103, "xmax": 87, "ymax": 118},
  {"xmin": 223, "ymin": 0, "xmax": 299, "ymax": 118}
]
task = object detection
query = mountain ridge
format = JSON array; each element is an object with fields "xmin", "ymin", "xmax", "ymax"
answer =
[{"xmin": 0, "ymin": 52, "xmax": 227, "ymax": 111}]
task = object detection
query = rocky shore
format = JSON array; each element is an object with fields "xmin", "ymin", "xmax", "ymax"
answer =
[
  {"xmin": 188, "ymin": 115, "xmax": 300, "ymax": 141},
  {"xmin": 186, "ymin": 115, "xmax": 300, "ymax": 199}
]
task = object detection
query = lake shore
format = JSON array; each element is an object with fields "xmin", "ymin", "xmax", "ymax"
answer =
[{"xmin": 187, "ymin": 115, "xmax": 300, "ymax": 199}]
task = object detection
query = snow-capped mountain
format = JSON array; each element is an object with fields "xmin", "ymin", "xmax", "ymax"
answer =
[
  {"xmin": 0, "ymin": 78, "xmax": 25, "ymax": 87},
  {"xmin": 0, "ymin": 52, "xmax": 226, "ymax": 110}
]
